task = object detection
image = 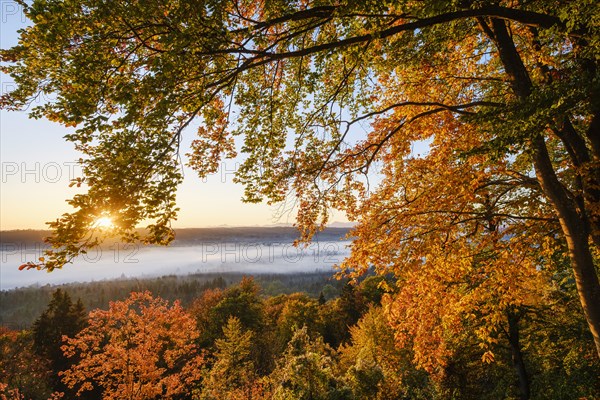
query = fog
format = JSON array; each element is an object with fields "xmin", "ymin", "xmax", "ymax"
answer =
[{"xmin": 0, "ymin": 240, "xmax": 352, "ymax": 290}]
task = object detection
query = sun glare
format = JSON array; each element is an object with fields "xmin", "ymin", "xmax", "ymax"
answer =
[{"xmin": 94, "ymin": 216, "xmax": 114, "ymax": 229}]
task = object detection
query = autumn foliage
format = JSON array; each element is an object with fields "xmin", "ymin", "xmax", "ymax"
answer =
[
  {"xmin": 1, "ymin": 275, "xmax": 599, "ymax": 399},
  {"xmin": 60, "ymin": 291, "xmax": 204, "ymax": 399},
  {"xmin": 2, "ymin": 0, "xmax": 600, "ymax": 397},
  {"xmin": 3, "ymin": 1, "xmax": 600, "ymax": 365}
]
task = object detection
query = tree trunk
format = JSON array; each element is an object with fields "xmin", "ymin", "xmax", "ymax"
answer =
[
  {"xmin": 530, "ymin": 135, "xmax": 600, "ymax": 357},
  {"xmin": 507, "ymin": 310, "xmax": 530, "ymax": 400},
  {"xmin": 488, "ymin": 18, "xmax": 600, "ymax": 358}
]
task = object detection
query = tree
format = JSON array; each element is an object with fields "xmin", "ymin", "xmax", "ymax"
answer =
[
  {"xmin": 200, "ymin": 316, "xmax": 257, "ymax": 400},
  {"xmin": 270, "ymin": 293, "xmax": 321, "ymax": 347},
  {"xmin": 517, "ymin": 268, "xmax": 600, "ymax": 399},
  {"xmin": 357, "ymin": 276, "xmax": 390, "ymax": 306},
  {"xmin": 32, "ymin": 289, "xmax": 87, "ymax": 393},
  {"xmin": 3, "ymin": 0, "xmax": 600, "ymax": 358},
  {"xmin": 339, "ymin": 307, "xmax": 432, "ymax": 400},
  {"xmin": 189, "ymin": 287, "xmax": 225, "ymax": 344},
  {"xmin": 60, "ymin": 291, "xmax": 203, "ymax": 399},
  {"xmin": 269, "ymin": 325, "xmax": 350, "ymax": 400},
  {"xmin": 317, "ymin": 281, "xmax": 373, "ymax": 349},
  {"xmin": 0, "ymin": 328, "xmax": 56, "ymax": 399},
  {"xmin": 191, "ymin": 278, "xmax": 266, "ymax": 361}
]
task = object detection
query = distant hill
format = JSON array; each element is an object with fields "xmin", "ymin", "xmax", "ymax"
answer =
[
  {"xmin": 0, "ymin": 230, "xmax": 50, "ymax": 248},
  {"xmin": 171, "ymin": 227, "xmax": 351, "ymax": 245},
  {"xmin": 0, "ymin": 226, "xmax": 352, "ymax": 249}
]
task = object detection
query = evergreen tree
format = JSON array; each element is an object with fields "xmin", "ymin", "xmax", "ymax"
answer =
[
  {"xmin": 319, "ymin": 284, "xmax": 368, "ymax": 349},
  {"xmin": 196, "ymin": 277, "xmax": 270, "ymax": 372},
  {"xmin": 318, "ymin": 292, "xmax": 326, "ymax": 306},
  {"xmin": 270, "ymin": 325, "xmax": 350, "ymax": 400},
  {"xmin": 32, "ymin": 289, "xmax": 87, "ymax": 393},
  {"xmin": 201, "ymin": 316, "xmax": 256, "ymax": 400}
]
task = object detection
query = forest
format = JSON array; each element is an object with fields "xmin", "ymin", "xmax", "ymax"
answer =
[
  {"xmin": 0, "ymin": 271, "xmax": 341, "ymax": 329},
  {"xmin": 2, "ymin": 0, "xmax": 600, "ymax": 399},
  {"xmin": 1, "ymin": 271, "xmax": 599, "ymax": 399}
]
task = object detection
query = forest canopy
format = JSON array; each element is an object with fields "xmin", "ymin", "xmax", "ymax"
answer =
[
  {"xmin": 2, "ymin": 0, "xmax": 600, "ymax": 374},
  {"xmin": 1, "ymin": 276, "xmax": 599, "ymax": 399}
]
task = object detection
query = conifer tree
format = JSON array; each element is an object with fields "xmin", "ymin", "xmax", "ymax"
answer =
[
  {"xmin": 32, "ymin": 289, "xmax": 87, "ymax": 392},
  {"xmin": 270, "ymin": 325, "xmax": 350, "ymax": 400},
  {"xmin": 200, "ymin": 316, "xmax": 256, "ymax": 400}
]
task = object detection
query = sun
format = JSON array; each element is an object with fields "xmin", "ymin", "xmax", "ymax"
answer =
[{"xmin": 94, "ymin": 216, "xmax": 114, "ymax": 229}]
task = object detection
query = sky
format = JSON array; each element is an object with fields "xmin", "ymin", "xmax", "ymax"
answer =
[{"xmin": 0, "ymin": 2, "xmax": 350, "ymax": 230}]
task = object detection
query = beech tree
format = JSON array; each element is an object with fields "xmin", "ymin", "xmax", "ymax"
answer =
[
  {"xmin": 2, "ymin": 0, "xmax": 600, "ymax": 358},
  {"xmin": 60, "ymin": 291, "xmax": 203, "ymax": 399},
  {"xmin": 0, "ymin": 328, "xmax": 56, "ymax": 399},
  {"xmin": 269, "ymin": 293, "xmax": 321, "ymax": 346},
  {"xmin": 340, "ymin": 307, "xmax": 432, "ymax": 400}
]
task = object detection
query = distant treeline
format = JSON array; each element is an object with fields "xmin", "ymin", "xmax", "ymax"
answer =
[
  {"xmin": 0, "ymin": 271, "xmax": 343, "ymax": 329},
  {"xmin": 0, "ymin": 227, "xmax": 352, "ymax": 249},
  {"xmin": 0, "ymin": 230, "xmax": 49, "ymax": 248}
]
